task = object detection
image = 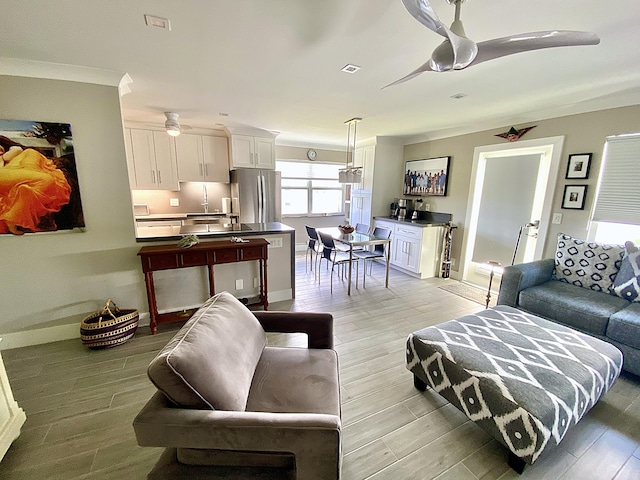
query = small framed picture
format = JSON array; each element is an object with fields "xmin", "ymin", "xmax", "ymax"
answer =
[
  {"xmin": 565, "ymin": 153, "xmax": 592, "ymax": 179},
  {"xmin": 562, "ymin": 185, "xmax": 588, "ymax": 210}
]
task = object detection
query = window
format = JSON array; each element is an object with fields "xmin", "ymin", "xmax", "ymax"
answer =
[
  {"xmin": 276, "ymin": 161, "xmax": 344, "ymax": 216},
  {"xmin": 590, "ymin": 134, "xmax": 640, "ymax": 244}
]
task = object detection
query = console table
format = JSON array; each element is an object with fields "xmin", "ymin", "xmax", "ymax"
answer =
[{"xmin": 138, "ymin": 238, "xmax": 269, "ymax": 334}]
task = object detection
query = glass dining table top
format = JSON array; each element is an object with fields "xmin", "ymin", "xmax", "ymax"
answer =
[{"xmin": 317, "ymin": 227, "xmax": 390, "ymax": 247}]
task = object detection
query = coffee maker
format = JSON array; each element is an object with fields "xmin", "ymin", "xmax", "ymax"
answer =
[{"xmin": 396, "ymin": 198, "xmax": 413, "ymax": 220}]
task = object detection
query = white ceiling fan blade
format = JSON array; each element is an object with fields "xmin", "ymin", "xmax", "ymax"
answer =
[
  {"xmin": 401, "ymin": 0, "xmax": 450, "ymax": 39},
  {"xmin": 470, "ymin": 30, "xmax": 600, "ymax": 67},
  {"xmin": 383, "ymin": 60, "xmax": 435, "ymax": 89}
]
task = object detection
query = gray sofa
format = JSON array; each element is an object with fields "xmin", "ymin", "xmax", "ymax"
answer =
[{"xmin": 498, "ymin": 257, "xmax": 640, "ymax": 377}]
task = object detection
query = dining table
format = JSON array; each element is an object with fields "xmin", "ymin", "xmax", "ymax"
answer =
[{"xmin": 316, "ymin": 227, "xmax": 391, "ymax": 295}]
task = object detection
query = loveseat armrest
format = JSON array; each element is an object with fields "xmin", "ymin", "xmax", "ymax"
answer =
[
  {"xmin": 253, "ymin": 311, "xmax": 334, "ymax": 349},
  {"xmin": 497, "ymin": 258, "xmax": 555, "ymax": 307}
]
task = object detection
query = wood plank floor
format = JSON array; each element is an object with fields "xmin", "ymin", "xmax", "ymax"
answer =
[{"xmin": 1, "ymin": 254, "xmax": 639, "ymax": 479}]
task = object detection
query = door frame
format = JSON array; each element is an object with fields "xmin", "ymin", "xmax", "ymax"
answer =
[{"xmin": 460, "ymin": 136, "xmax": 565, "ymax": 282}]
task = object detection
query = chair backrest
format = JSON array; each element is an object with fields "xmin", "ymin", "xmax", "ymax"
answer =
[
  {"xmin": 372, "ymin": 227, "xmax": 392, "ymax": 254},
  {"xmin": 305, "ymin": 225, "xmax": 319, "ymax": 250},
  {"xmin": 318, "ymin": 232, "xmax": 337, "ymax": 260},
  {"xmin": 355, "ymin": 223, "xmax": 369, "ymax": 234}
]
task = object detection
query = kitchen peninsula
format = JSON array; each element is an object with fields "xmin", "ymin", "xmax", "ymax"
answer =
[{"xmin": 135, "ymin": 222, "xmax": 295, "ymax": 325}]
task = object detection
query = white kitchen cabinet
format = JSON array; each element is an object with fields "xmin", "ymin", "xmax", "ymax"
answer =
[
  {"xmin": 352, "ymin": 145, "xmax": 375, "ymax": 193},
  {"xmin": 175, "ymin": 134, "xmax": 229, "ymax": 182},
  {"xmin": 125, "ymin": 129, "xmax": 179, "ymax": 190},
  {"xmin": 0, "ymin": 346, "xmax": 26, "ymax": 461},
  {"xmin": 376, "ymin": 220, "xmax": 444, "ymax": 279},
  {"xmin": 350, "ymin": 192, "xmax": 372, "ymax": 228},
  {"xmin": 230, "ymin": 135, "xmax": 275, "ymax": 170}
]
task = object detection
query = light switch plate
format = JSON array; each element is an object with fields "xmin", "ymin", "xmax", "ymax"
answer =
[
  {"xmin": 235, "ymin": 279, "xmax": 243, "ymax": 290},
  {"xmin": 169, "ymin": 198, "xmax": 179, "ymax": 207},
  {"xmin": 552, "ymin": 213, "xmax": 563, "ymax": 224}
]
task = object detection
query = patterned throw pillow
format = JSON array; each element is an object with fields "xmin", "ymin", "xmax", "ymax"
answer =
[
  {"xmin": 554, "ymin": 233, "xmax": 624, "ymax": 293},
  {"xmin": 612, "ymin": 242, "xmax": 640, "ymax": 302}
]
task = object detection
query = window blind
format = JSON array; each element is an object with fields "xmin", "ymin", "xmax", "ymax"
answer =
[{"xmin": 592, "ymin": 134, "xmax": 640, "ymax": 225}]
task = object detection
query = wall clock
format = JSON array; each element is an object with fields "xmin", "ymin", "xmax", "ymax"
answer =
[{"xmin": 307, "ymin": 149, "xmax": 317, "ymax": 161}]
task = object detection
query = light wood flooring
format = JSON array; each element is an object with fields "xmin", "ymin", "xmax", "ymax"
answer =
[{"xmin": 1, "ymin": 254, "xmax": 639, "ymax": 479}]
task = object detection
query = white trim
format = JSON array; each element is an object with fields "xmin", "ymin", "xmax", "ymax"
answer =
[
  {"xmin": 0, "ymin": 57, "xmax": 129, "ymax": 88},
  {"xmin": 461, "ymin": 136, "xmax": 565, "ymax": 282},
  {"xmin": 0, "ymin": 289, "xmax": 293, "ymax": 350}
]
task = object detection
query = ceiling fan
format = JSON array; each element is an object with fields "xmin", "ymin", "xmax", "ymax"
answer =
[{"xmin": 385, "ymin": 0, "xmax": 600, "ymax": 88}]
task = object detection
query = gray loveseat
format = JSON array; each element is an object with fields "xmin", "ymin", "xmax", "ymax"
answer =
[{"xmin": 497, "ymin": 234, "xmax": 640, "ymax": 377}]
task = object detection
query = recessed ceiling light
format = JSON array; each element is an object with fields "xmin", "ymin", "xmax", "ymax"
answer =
[
  {"xmin": 144, "ymin": 14, "xmax": 171, "ymax": 31},
  {"xmin": 341, "ymin": 64, "xmax": 361, "ymax": 74},
  {"xmin": 450, "ymin": 93, "xmax": 468, "ymax": 99}
]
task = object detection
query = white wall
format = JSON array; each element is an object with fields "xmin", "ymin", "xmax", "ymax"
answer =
[{"xmin": 0, "ymin": 75, "xmax": 146, "ymax": 348}]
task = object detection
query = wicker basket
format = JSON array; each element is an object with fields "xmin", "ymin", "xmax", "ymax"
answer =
[
  {"xmin": 80, "ymin": 299, "xmax": 139, "ymax": 349},
  {"xmin": 338, "ymin": 225, "xmax": 355, "ymax": 234}
]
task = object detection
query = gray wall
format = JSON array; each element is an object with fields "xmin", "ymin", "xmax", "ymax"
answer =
[
  {"xmin": 0, "ymin": 75, "xmax": 144, "ymax": 344},
  {"xmin": 404, "ymin": 104, "xmax": 640, "ymax": 274}
]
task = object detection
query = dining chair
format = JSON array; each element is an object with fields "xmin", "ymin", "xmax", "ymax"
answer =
[
  {"xmin": 355, "ymin": 223, "xmax": 370, "ymax": 234},
  {"xmin": 305, "ymin": 225, "xmax": 322, "ymax": 273},
  {"xmin": 353, "ymin": 226, "xmax": 391, "ymax": 287},
  {"xmin": 318, "ymin": 231, "xmax": 356, "ymax": 294}
]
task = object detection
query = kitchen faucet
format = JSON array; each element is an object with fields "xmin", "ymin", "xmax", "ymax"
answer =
[{"xmin": 201, "ymin": 184, "xmax": 209, "ymax": 214}]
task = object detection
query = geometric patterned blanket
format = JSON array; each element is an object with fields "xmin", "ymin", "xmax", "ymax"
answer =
[{"xmin": 406, "ymin": 305, "xmax": 623, "ymax": 465}]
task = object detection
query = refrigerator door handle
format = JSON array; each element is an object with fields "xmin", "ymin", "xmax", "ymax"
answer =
[{"xmin": 257, "ymin": 174, "xmax": 264, "ymax": 223}]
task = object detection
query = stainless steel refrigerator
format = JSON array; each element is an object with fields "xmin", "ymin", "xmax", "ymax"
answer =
[{"xmin": 230, "ymin": 169, "xmax": 281, "ymax": 224}]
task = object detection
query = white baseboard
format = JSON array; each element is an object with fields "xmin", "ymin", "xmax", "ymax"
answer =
[{"xmin": 0, "ymin": 289, "xmax": 293, "ymax": 351}]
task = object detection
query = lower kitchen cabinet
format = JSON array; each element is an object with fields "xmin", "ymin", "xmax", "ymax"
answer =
[{"xmin": 376, "ymin": 220, "xmax": 444, "ymax": 279}]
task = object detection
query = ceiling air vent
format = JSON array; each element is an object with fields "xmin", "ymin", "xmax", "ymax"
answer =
[
  {"xmin": 341, "ymin": 64, "xmax": 361, "ymax": 74},
  {"xmin": 144, "ymin": 14, "xmax": 171, "ymax": 31}
]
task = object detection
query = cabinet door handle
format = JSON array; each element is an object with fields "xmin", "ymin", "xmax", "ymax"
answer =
[
  {"xmin": 151, "ymin": 170, "xmax": 156, "ymax": 184},
  {"xmin": 199, "ymin": 164, "xmax": 203, "ymax": 176},
  {"xmin": 205, "ymin": 164, "xmax": 209, "ymax": 177},
  {"xmin": 157, "ymin": 170, "xmax": 162, "ymax": 184}
]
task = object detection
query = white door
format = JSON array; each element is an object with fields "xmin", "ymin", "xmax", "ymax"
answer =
[{"xmin": 461, "ymin": 136, "xmax": 565, "ymax": 287}]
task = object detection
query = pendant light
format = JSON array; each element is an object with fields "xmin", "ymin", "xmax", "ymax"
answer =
[{"xmin": 339, "ymin": 117, "xmax": 363, "ymax": 184}]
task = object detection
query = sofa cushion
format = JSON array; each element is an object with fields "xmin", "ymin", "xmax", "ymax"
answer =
[
  {"xmin": 518, "ymin": 280, "xmax": 629, "ymax": 336},
  {"xmin": 554, "ymin": 233, "xmax": 624, "ymax": 293},
  {"xmin": 607, "ymin": 303, "xmax": 640, "ymax": 350},
  {"xmin": 147, "ymin": 291, "xmax": 267, "ymax": 410},
  {"xmin": 612, "ymin": 242, "xmax": 640, "ymax": 302}
]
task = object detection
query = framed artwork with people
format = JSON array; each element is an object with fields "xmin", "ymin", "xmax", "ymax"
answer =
[
  {"xmin": 403, "ymin": 156, "xmax": 451, "ymax": 196},
  {"xmin": 0, "ymin": 119, "xmax": 85, "ymax": 236}
]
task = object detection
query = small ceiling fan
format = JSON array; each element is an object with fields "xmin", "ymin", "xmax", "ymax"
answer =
[{"xmin": 385, "ymin": 0, "xmax": 600, "ymax": 88}]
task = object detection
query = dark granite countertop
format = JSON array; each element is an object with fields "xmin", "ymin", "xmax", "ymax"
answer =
[
  {"xmin": 135, "ymin": 222, "xmax": 295, "ymax": 243},
  {"xmin": 374, "ymin": 211, "xmax": 452, "ymax": 227}
]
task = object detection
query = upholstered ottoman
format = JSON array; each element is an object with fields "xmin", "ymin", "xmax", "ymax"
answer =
[{"xmin": 406, "ymin": 305, "xmax": 623, "ymax": 472}]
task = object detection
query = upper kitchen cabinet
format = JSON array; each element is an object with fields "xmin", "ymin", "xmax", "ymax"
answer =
[
  {"xmin": 125, "ymin": 129, "xmax": 179, "ymax": 190},
  {"xmin": 352, "ymin": 145, "xmax": 375, "ymax": 193},
  {"xmin": 175, "ymin": 134, "xmax": 229, "ymax": 182},
  {"xmin": 229, "ymin": 134, "xmax": 275, "ymax": 170}
]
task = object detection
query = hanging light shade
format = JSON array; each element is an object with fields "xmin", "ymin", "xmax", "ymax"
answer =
[{"xmin": 339, "ymin": 117, "xmax": 363, "ymax": 184}]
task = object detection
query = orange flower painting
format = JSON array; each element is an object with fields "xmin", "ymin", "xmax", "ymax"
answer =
[{"xmin": 0, "ymin": 120, "xmax": 85, "ymax": 235}]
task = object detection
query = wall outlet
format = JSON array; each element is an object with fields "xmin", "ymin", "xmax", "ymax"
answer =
[
  {"xmin": 269, "ymin": 237, "xmax": 283, "ymax": 248},
  {"xmin": 169, "ymin": 198, "xmax": 179, "ymax": 207},
  {"xmin": 235, "ymin": 279, "xmax": 243, "ymax": 290},
  {"xmin": 552, "ymin": 213, "xmax": 563, "ymax": 224},
  {"xmin": 424, "ymin": 204, "xmax": 430, "ymax": 211},
  {"xmin": 254, "ymin": 277, "xmax": 259, "ymax": 288}
]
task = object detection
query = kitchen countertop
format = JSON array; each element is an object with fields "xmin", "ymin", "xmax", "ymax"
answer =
[
  {"xmin": 135, "ymin": 212, "xmax": 239, "ymax": 221},
  {"xmin": 374, "ymin": 211, "xmax": 452, "ymax": 227},
  {"xmin": 135, "ymin": 222, "xmax": 294, "ymax": 242}
]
